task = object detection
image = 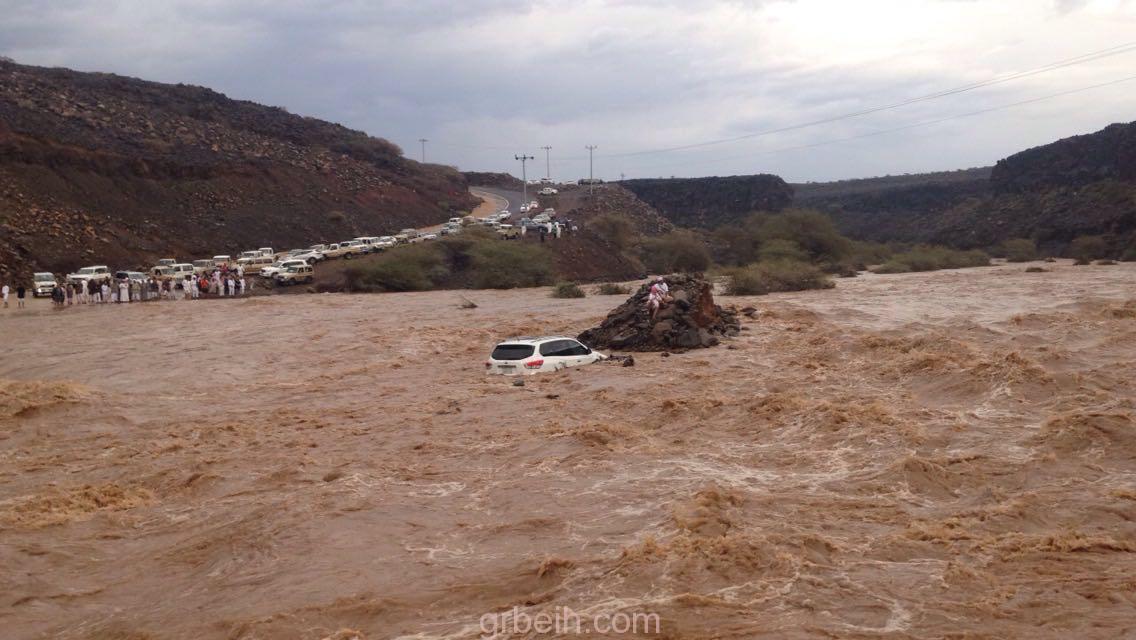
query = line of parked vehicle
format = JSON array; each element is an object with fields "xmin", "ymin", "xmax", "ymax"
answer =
[{"xmin": 45, "ymin": 211, "xmax": 560, "ymax": 297}]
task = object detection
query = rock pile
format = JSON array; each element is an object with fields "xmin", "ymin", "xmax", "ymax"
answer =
[{"xmin": 578, "ymin": 274, "xmax": 740, "ymax": 351}]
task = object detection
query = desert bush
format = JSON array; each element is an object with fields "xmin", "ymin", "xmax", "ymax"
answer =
[
  {"xmin": 1025, "ymin": 266, "xmax": 1048, "ymax": 273},
  {"xmin": 714, "ymin": 209, "xmax": 851, "ymax": 266},
  {"xmin": 871, "ymin": 260, "xmax": 912, "ymax": 274},
  {"xmin": 756, "ymin": 209, "xmax": 851, "ymax": 264},
  {"xmin": 551, "ymin": 282, "xmax": 586, "ymax": 298},
  {"xmin": 589, "ymin": 213, "xmax": 639, "ymax": 251},
  {"xmin": 327, "ymin": 210, "xmax": 346, "ymax": 223},
  {"xmin": 596, "ymin": 282, "xmax": 631, "ymax": 295},
  {"xmin": 1002, "ymin": 238, "xmax": 1038, "ymax": 262},
  {"xmin": 723, "ymin": 260, "xmax": 835, "ymax": 295},
  {"xmin": 344, "ymin": 243, "xmax": 447, "ymax": 292},
  {"xmin": 1096, "ymin": 259, "xmax": 1118, "ymax": 266},
  {"xmin": 640, "ymin": 230, "xmax": 711, "ymax": 273},
  {"xmin": 848, "ymin": 240, "xmax": 893, "ymax": 267},
  {"xmin": 870, "ymin": 245, "xmax": 989, "ymax": 274},
  {"xmin": 757, "ymin": 238, "xmax": 809, "ymax": 263},
  {"xmin": 1121, "ymin": 245, "xmax": 1136, "ymax": 262},
  {"xmin": 1069, "ymin": 235, "xmax": 1110, "ymax": 264},
  {"xmin": 467, "ymin": 240, "xmax": 552, "ymax": 289}
]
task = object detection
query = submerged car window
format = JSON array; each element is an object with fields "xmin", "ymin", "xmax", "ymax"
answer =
[
  {"xmin": 492, "ymin": 344, "xmax": 535, "ymax": 360},
  {"xmin": 540, "ymin": 340, "xmax": 575, "ymax": 357}
]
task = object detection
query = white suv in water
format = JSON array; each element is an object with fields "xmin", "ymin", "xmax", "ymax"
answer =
[{"xmin": 485, "ymin": 336, "xmax": 606, "ymax": 375}]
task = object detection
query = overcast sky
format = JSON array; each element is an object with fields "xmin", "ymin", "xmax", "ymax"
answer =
[{"xmin": 2, "ymin": 0, "xmax": 1134, "ymax": 182}]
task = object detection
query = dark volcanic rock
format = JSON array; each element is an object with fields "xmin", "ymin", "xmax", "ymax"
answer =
[
  {"xmin": 578, "ymin": 274, "xmax": 739, "ymax": 352},
  {"xmin": 0, "ymin": 59, "xmax": 477, "ymax": 280},
  {"xmin": 992, "ymin": 122, "xmax": 1136, "ymax": 193},
  {"xmin": 622, "ymin": 174, "xmax": 793, "ymax": 229},
  {"xmin": 462, "ymin": 171, "xmax": 524, "ymax": 190}
]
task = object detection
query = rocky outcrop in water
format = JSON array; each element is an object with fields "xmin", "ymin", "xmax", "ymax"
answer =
[{"xmin": 578, "ymin": 274, "xmax": 740, "ymax": 351}]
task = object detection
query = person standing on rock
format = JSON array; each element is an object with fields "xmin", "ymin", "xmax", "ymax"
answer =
[{"xmin": 647, "ymin": 276, "xmax": 671, "ymax": 320}]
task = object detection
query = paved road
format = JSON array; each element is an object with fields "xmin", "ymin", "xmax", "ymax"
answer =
[{"xmin": 470, "ymin": 186, "xmax": 528, "ymax": 215}]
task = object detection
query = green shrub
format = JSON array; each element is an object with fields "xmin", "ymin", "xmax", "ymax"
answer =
[
  {"xmin": 1069, "ymin": 235, "xmax": 1110, "ymax": 264},
  {"xmin": 870, "ymin": 245, "xmax": 989, "ymax": 274},
  {"xmin": 596, "ymin": 282, "xmax": 631, "ymax": 295},
  {"xmin": 640, "ymin": 230, "xmax": 711, "ymax": 273},
  {"xmin": 1002, "ymin": 238, "xmax": 1038, "ymax": 262},
  {"xmin": 714, "ymin": 209, "xmax": 851, "ymax": 266},
  {"xmin": 872, "ymin": 260, "xmax": 912, "ymax": 274},
  {"xmin": 468, "ymin": 241, "xmax": 552, "ymax": 289},
  {"xmin": 755, "ymin": 209, "xmax": 851, "ymax": 264},
  {"xmin": 723, "ymin": 260, "xmax": 835, "ymax": 295},
  {"xmin": 1025, "ymin": 266, "xmax": 1048, "ymax": 273},
  {"xmin": 344, "ymin": 243, "xmax": 447, "ymax": 292},
  {"xmin": 757, "ymin": 239, "xmax": 808, "ymax": 263},
  {"xmin": 589, "ymin": 213, "xmax": 639, "ymax": 251},
  {"xmin": 1121, "ymin": 245, "xmax": 1136, "ymax": 262},
  {"xmin": 848, "ymin": 240, "xmax": 893, "ymax": 267},
  {"xmin": 551, "ymin": 282, "xmax": 586, "ymax": 298}
]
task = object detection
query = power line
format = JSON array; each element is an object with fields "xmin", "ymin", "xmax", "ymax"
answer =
[
  {"xmin": 514, "ymin": 154, "xmax": 534, "ymax": 205},
  {"xmin": 418, "ymin": 138, "xmax": 428, "ymax": 162},
  {"xmin": 601, "ymin": 40, "xmax": 1136, "ymax": 159},
  {"xmin": 616, "ymin": 74, "xmax": 1136, "ymax": 175},
  {"xmin": 585, "ymin": 145, "xmax": 598, "ymax": 197},
  {"xmin": 420, "ymin": 39, "xmax": 1136, "ymax": 161},
  {"xmin": 541, "ymin": 145, "xmax": 552, "ymax": 179}
]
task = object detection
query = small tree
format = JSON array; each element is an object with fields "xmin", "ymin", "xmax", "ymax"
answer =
[
  {"xmin": 1001, "ymin": 238, "xmax": 1037, "ymax": 263},
  {"xmin": 551, "ymin": 282, "xmax": 586, "ymax": 298},
  {"xmin": 589, "ymin": 213, "xmax": 639, "ymax": 251},
  {"xmin": 1069, "ymin": 235, "xmax": 1109, "ymax": 265},
  {"xmin": 468, "ymin": 241, "xmax": 552, "ymax": 289},
  {"xmin": 757, "ymin": 239, "xmax": 809, "ymax": 263},
  {"xmin": 640, "ymin": 230, "xmax": 711, "ymax": 274}
]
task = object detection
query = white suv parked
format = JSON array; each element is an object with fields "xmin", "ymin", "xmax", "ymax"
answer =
[
  {"xmin": 260, "ymin": 258, "xmax": 308, "ymax": 278},
  {"xmin": 485, "ymin": 336, "xmax": 605, "ymax": 376}
]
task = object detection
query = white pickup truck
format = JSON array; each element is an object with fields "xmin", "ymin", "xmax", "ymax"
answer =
[
  {"xmin": 67, "ymin": 265, "xmax": 112, "ymax": 286},
  {"xmin": 33, "ymin": 272, "xmax": 57, "ymax": 297}
]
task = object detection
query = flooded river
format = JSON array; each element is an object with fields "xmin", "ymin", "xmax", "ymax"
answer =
[{"xmin": 1, "ymin": 261, "xmax": 1134, "ymax": 639}]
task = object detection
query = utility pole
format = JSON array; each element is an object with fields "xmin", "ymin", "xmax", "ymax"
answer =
[
  {"xmin": 418, "ymin": 138, "xmax": 428, "ymax": 163},
  {"xmin": 540, "ymin": 145, "xmax": 552, "ymax": 180},
  {"xmin": 585, "ymin": 145, "xmax": 598, "ymax": 197},
  {"xmin": 515, "ymin": 154, "xmax": 534, "ymax": 206}
]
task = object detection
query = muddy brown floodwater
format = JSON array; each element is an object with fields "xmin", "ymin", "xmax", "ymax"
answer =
[{"xmin": 1, "ymin": 261, "xmax": 1135, "ymax": 640}]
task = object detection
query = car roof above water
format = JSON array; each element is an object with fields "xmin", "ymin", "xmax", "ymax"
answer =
[{"xmin": 497, "ymin": 335, "xmax": 578, "ymax": 345}]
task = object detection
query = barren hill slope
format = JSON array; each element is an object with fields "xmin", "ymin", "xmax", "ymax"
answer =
[{"xmin": 0, "ymin": 60, "xmax": 476, "ymax": 278}]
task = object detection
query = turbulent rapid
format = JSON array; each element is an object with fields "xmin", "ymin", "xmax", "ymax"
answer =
[{"xmin": 1, "ymin": 261, "xmax": 1134, "ymax": 639}]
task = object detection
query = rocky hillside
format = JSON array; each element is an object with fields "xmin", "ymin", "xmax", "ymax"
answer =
[
  {"xmin": 616, "ymin": 121, "xmax": 1135, "ymax": 252},
  {"xmin": 462, "ymin": 171, "xmax": 524, "ymax": 191},
  {"xmin": 991, "ymin": 122, "xmax": 1136, "ymax": 192},
  {"xmin": 0, "ymin": 60, "xmax": 476, "ymax": 279},
  {"xmin": 817, "ymin": 122, "xmax": 1136, "ymax": 250},
  {"xmin": 794, "ymin": 168, "xmax": 994, "ymax": 243},
  {"xmin": 621, "ymin": 174, "xmax": 793, "ymax": 229}
]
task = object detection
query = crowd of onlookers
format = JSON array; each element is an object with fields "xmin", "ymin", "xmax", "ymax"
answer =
[{"xmin": 1, "ymin": 265, "xmax": 254, "ymax": 311}]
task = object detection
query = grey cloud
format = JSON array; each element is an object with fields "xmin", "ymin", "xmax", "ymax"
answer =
[{"xmin": 1, "ymin": 0, "xmax": 1132, "ymax": 182}]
